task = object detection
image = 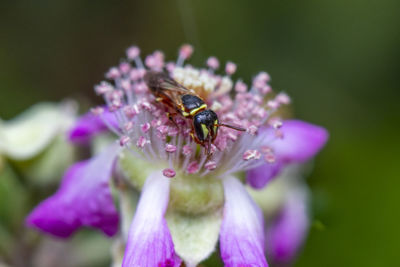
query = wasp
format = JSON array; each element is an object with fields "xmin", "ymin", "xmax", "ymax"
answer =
[{"xmin": 144, "ymin": 71, "xmax": 246, "ymax": 156}]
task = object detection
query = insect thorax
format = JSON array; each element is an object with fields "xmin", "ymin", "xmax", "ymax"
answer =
[{"xmin": 181, "ymin": 94, "xmax": 207, "ymax": 116}]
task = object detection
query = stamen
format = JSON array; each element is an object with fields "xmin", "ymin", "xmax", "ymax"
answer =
[
  {"xmin": 225, "ymin": 62, "xmax": 237, "ymax": 75},
  {"xmin": 182, "ymin": 145, "xmax": 193, "ymax": 156},
  {"xmin": 178, "ymin": 44, "xmax": 194, "ymax": 65},
  {"xmin": 119, "ymin": 136, "xmax": 131, "ymax": 146},
  {"xmin": 207, "ymin": 57, "xmax": 220, "ymax": 70},
  {"xmin": 235, "ymin": 80, "xmax": 247, "ymax": 93},
  {"xmin": 95, "ymin": 82, "xmax": 113, "ymax": 95},
  {"xmin": 242, "ymin": 150, "xmax": 261, "ymax": 161},
  {"xmin": 124, "ymin": 121, "xmax": 134, "ymax": 132},
  {"xmin": 119, "ymin": 62, "xmax": 131, "ymax": 74},
  {"xmin": 141, "ymin": 123, "xmax": 151, "ymax": 133},
  {"xmin": 106, "ymin": 67, "xmax": 120, "ymax": 79},
  {"xmin": 136, "ymin": 136, "xmax": 149, "ymax": 148},
  {"xmin": 187, "ymin": 161, "xmax": 200, "ymax": 174},
  {"xmin": 90, "ymin": 106, "xmax": 104, "ymax": 115},
  {"xmin": 162, "ymin": 168, "xmax": 176, "ymax": 178},
  {"xmin": 204, "ymin": 161, "xmax": 217, "ymax": 171},
  {"xmin": 247, "ymin": 125, "xmax": 258, "ymax": 135},
  {"xmin": 264, "ymin": 153, "xmax": 276, "ymax": 163},
  {"xmin": 126, "ymin": 46, "xmax": 140, "ymax": 60},
  {"xmin": 275, "ymin": 92, "xmax": 291, "ymax": 105},
  {"xmin": 165, "ymin": 144, "xmax": 177, "ymax": 153}
]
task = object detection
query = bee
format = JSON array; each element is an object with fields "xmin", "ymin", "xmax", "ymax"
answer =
[{"xmin": 144, "ymin": 71, "xmax": 246, "ymax": 155}]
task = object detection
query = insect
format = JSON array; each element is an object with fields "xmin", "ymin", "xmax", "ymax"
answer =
[{"xmin": 144, "ymin": 71, "xmax": 246, "ymax": 156}]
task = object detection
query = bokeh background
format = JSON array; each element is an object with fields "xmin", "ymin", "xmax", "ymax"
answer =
[{"xmin": 1, "ymin": 0, "xmax": 399, "ymax": 266}]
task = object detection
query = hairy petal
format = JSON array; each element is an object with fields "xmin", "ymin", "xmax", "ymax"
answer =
[
  {"xmin": 247, "ymin": 120, "xmax": 328, "ymax": 189},
  {"xmin": 267, "ymin": 186, "xmax": 309, "ymax": 263},
  {"xmin": 26, "ymin": 144, "xmax": 120, "ymax": 237},
  {"xmin": 220, "ymin": 176, "xmax": 269, "ymax": 267},
  {"xmin": 122, "ymin": 171, "xmax": 180, "ymax": 267},
  {"xmin": 0, "ymin": 102, "xmax": 75, "ymax": 160},
  {"xmin": 68, "ymin": 109, "xmax": 118, "ymax": 144}
]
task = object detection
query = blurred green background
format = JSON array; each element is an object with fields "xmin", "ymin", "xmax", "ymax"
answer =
[{"xmin": 1, "ymin": 0, "xmax": 399, "ymax": 266}]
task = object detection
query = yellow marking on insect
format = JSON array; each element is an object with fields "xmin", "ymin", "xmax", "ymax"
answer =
[
  {"xmin": 213, "ymin": 119, "xmax": 218, "ymax": 133},
  {"xmin": 189, "ymin": 104, "xmax": 207, "ymax": 116},
  {"xmin": 201, "ymin": 124, "xmax": 209, "ymax": 137},
  {"xmin": 182, "ymin": 111, "xmax": 190, "ymax": 117}
]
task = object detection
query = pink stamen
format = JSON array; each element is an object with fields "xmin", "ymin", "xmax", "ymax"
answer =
[
  {"xmin": 106, "ymin": 67, "xmax": 120, "ymax": 79},
  {"xmin": 124, "ymin": 121, "xmax": 134, "ymax": 132},
  {"xmin": 121, "ymin": 79, "xmax": 132, "ymax": 92},
  {"xmin": 145, "ymin": 51, "xmax": 164, "ymax": 70},
  {"xmin": 242, "ymin": 150, "xmax": 261, "ymax": 161},
  {"xmin": 276, "ymin": 92, "xmax": 291, "ymax": 105},
  {"xmin": 247, "ymin": 125, "xmax": 258, "ymax": 135},
  {"xmin": 225, "ymin": 62, "xmax": 237, "ymax": 75},
  {"xmin": 207, "ymin": 57, "xmax": 220, "ymax": 69},
  {"xmin": 264, "ymin": 153, "xmax": 276, "ymax": 163},
  {"xmin": 90, "ymin": 106, "xmax": 104, "ymax": 115},
  {"xmin": 136, "ymin": 136, "xmax": 148, "ymax": 148},
  {"xmin": 119, "ymin": 136, "xmax": 130, "ymax": 146},
  {"xmin": 163, "ymin": 168, "xmax": 176, "ymax": 178},
  {"xmin": 165, "ymin": 144, "xmax": 177, "ymax": 153},
  {"xmin": 235, "ymin": 80, "xmax": 248, "ymax": 93},
  {"xmin": 267, "ymin": 100, "xmax": 279, "ymax": 109},
  {"xmin": 187, "ymin": 161, "xmax": 200, "ymax": 174},
  {"xmin": 124, "ymin": 105, "xmax": 139, "ymax": 119},
  {"xmin": 204, "ymin": 161, "xmax": 217, "ymax": 171},
  {"xmin": 182, "ymin": 145, "xmax": 193, "ymax": 156},
  {"xmin": 119, "ymin": 62, "xmax": 131, "ymax": 74},
  {"xmin": 179, "ymin": 44, "xmax": 194, "ymax": 59},
  {"xmin": 141, "ymin": 123, "xmax": 151, "ymax": 133},
  {"xmin": 126, "ymin": 46, "xmax": 140, "ymax": 60},
  {"xmin": 95, "ymin": 82, "xmax": 113, "ymax": 95}
]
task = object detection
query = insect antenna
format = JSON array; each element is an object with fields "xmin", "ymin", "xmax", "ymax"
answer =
[{"xmin": 216, "ymin": 123, "xmax": 246, "ymax": 132}]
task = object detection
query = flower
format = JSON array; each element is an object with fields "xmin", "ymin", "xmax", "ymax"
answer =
[
  {"xmin": 0, "ymin": 102, "xmax": 77, "ymax": 183},
  {"xmin": 27, "ymin": 45, "xmax": 328, "ymax": 266}
]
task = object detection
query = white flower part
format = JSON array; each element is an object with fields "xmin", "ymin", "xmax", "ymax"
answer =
[
  {"xmin": 0, "ymin": 102, "xmax": 76, "ymax": 160},
  {"xmin": 166, "ymin": 210, "xmax": 222, "ymax": 267}
]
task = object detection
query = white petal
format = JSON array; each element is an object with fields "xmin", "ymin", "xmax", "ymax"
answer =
[{"xmin": 0, "ymin": 102, "xmax": 76, "ymax": 160}]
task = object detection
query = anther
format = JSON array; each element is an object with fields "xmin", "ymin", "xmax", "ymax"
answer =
[
  {"xmin": 242, "ymin": 150, "xmax": 261, "ymax": 161},
  {"xmin": 163, "ymin": 168, "xmax": 176, "ymax": 178}
]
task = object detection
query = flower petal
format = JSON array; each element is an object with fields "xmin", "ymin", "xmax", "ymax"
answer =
[
  {"xmin": 166, "ymin": 210, "xmax": 222, "ymax": 267},
  {"xmin": 220, "ymin": 176, "xmax": 269, "ymax": 267},
  {"xmin": 269, "ymin": 120, "xmax": 328, "ymax": 162},
  {"xmin": 26, "ymin": 144, "xmax": 120, "ymax": 238},
  {"xmin": 122, "ymin": 171, "xmax": 181, "ymax": 267},
  {"xmin": 246, "ymin": 161, "xmax": 283, "ymax": 189},
  {"xmin": 0, "ymin": 102, "xmax": 75, "ymax": 160},
  {"xmin": 247, "ymin": 120, "xmax": 328, "ymax": 189},
  {"xmin": 266, "ymin": 186, "xmax": 309, "ymax": 263},
  {"xmin": 68, "ymin": 109, "xmax": 118, "ymax": 144}
]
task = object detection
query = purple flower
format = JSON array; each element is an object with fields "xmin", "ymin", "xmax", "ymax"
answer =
[
  {"xmin": 27, "ymin": 44, "xmax": 328, "ymax": 266},
  {"xmin": 247, "ymin": 120, "xmax": 328, "ymax": 188}
]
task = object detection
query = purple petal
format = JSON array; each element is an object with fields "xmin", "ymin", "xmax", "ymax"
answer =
[
  {"xmin": 267, "ymin": 120, "xmax": 328, "ymax": 162},
  {"xmin": 122, "ymin": 172, "xmax": 181, "ymax": 267},
  {"xmin": 246, "ymin": 160, "xmax": 283, "ymax": 189},
  {"xmin": 220, "ymin": 177, "xmax": 269, "ymax": 267},
  {"xmin": 266, "ymin": 187, "xmax": 309, "ymax": 263},
  {"xmin": 68, "ymin": 109, "xmax": 118, "ymax": 144},
  {"xmin": 247, "ymin": 120, "xmax": 328, "ymax": 189},
  {"xmin": 26, "ymin": 144, "xmax": 120, "ymax": 238}
]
